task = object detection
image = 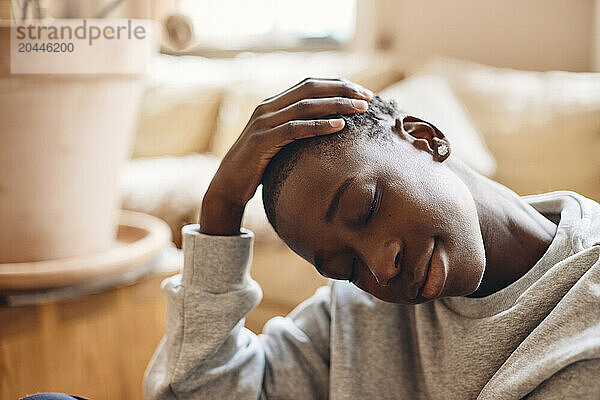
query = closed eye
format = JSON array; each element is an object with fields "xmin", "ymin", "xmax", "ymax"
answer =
[{"xmin": 364, "ymin": 187, "xmax": 378, "ymax": 225}]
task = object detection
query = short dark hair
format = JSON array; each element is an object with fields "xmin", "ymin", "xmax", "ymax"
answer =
[{"xmin": 261, "ymin": 95, "xmax": 400, "ymax": 232}]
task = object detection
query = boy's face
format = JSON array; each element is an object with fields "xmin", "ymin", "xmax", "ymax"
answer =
[{"xmin": 273, "ymin": 118, "xmax": 486, "ymax": 304}]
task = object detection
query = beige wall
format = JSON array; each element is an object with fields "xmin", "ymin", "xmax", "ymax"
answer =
[
  {"xmin": 369, "ymin": 0, "xmax": 596, "ymax": 72},
  {"xmin": 594, "ymin": 0, "xmax": 600, "ymax": 70}
]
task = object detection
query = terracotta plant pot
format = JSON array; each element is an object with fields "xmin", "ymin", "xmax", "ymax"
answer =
[{"xmin": 0, "ymin": 19, "xmax": 156, "ymax": 263}]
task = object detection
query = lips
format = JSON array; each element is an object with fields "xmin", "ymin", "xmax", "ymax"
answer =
[
  {"xmin": 405, "ymin": 238, "xmax": 436, "ymax": 300},
  {"xmin": 418, "ymin": 238, "xmax": 437, "ymax": 298},
  {"xmin": 421, "ymin": 238, "xmax": 448, "ymax": 299}
]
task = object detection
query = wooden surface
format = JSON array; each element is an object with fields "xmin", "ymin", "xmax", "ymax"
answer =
[
  {"xmin": 0, "ymin": 241, "xmax": 326, "ymax": 399},
  {"xmin": 0, "ymin": 271, "xmax": 172, "ymax": 399}
]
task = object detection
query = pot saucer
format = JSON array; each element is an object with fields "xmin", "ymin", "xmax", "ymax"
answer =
[{"xmin": 0, "ymin": 210, "xmax": 171, "ymax": 291}]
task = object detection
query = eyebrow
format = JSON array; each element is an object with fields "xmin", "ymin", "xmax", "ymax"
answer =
[{"xmin": 325, "ymin": 176, "xmax": 355, "ymax": 223}]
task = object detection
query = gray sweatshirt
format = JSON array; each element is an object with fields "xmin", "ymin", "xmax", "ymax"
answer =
[{"xmin": 144, "ymin": 191, "xmax": 600, "ymax": 399}]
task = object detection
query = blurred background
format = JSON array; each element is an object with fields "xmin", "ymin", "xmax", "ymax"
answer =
[{"xmin": 1, "ymin": 0, "xmax": 600, "ymax": 398}]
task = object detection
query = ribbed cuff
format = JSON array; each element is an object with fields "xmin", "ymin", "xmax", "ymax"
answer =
[{"xmin": 181, "ymin": 224, "xmax": 255, "ymax": 293}]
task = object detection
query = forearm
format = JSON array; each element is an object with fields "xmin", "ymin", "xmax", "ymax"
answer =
[{"xmin": 143, "ymin": 226, "xmax": 264, "ymax": 399}]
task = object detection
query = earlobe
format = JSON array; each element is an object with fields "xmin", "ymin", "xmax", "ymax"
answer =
[{"xmin": 394, "ymin": 116, "xmax": 451, "ymax": 162}]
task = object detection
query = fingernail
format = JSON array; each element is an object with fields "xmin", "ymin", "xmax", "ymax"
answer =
[
  {"xmin": 351, "ymin": 99, "xmax": 368, "ymax": 111},
  {"xmin": 362, "ymin": 88, "xmax": 374, "ymax": 99},
  {"xmin": 329, "ymin": 119, "xmax": 345, "ymax": 128}
]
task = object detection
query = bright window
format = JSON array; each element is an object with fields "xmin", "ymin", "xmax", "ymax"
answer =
[{"xmin": 180, "ymin": 0, "xmax": 357, "ymax": 50}]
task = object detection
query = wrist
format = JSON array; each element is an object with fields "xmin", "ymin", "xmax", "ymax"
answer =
[{"xmin": 199, "ymin": 191, "xmax": 245, "ymax": 236}]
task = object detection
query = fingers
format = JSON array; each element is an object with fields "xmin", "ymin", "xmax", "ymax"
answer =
[
  {"xmin": 245, "ymin": 78, "xmax": 372, "ymax": 156},
  {"xmin": 261, "ymin": 78, "xmax": 373, "ymax": 112},
  {"xmin": 263, "ymin": 118, "xmax": 346, "ymax": 147},
  {"xmin": 265, "ymin": 96, "xmax": 369, "ymax": 127}
]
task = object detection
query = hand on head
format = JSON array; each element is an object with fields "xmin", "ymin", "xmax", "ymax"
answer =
[{"xmin": 200, "ymin": 77, "xmax": 372, "ymax": 236}]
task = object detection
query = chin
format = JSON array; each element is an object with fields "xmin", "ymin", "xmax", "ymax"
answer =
[
  {"xmin": 386, "ymin": 295, "xmax": 437, "ymax": 305},
  {"xmin": 366, "ymin": 289, "xmax": 438, "ymax": 305},
  {"xmin": 447, "ymin": 255, "xmax": 486, "ymax": 297}
]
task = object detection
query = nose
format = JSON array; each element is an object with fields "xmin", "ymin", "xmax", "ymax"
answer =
[{"xmin": 361, "ymin": 239, "xmax": 404, "ymax": 286}]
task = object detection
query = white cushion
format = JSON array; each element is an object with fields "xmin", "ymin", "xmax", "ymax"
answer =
[{"xmin": 421, "ymin": 57, "xmax": 600, "ymax": 201}]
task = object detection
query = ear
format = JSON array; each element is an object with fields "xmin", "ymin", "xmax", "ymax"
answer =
[{"xmin": 394, "ymin": 116, "xmax": 451, "ymax": 162}]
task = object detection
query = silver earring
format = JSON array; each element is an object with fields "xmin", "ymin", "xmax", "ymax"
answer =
[{"xmin": 436, "ymin": 143, "xmax": 449, "ymax": 157}]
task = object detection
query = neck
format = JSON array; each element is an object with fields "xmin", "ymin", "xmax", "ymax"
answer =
[{"xmin": 446, "ymin": 157, "xmax": 557, "ymax": 297}]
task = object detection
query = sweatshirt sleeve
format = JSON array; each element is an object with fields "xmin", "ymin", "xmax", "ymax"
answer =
[
  {"xmin": 143, "ymin": 224, "xmax": 331, "ymax": 400},
  {"xmin": 524, "ymin": 358, "xmax": 600, "ymax": 399}
]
